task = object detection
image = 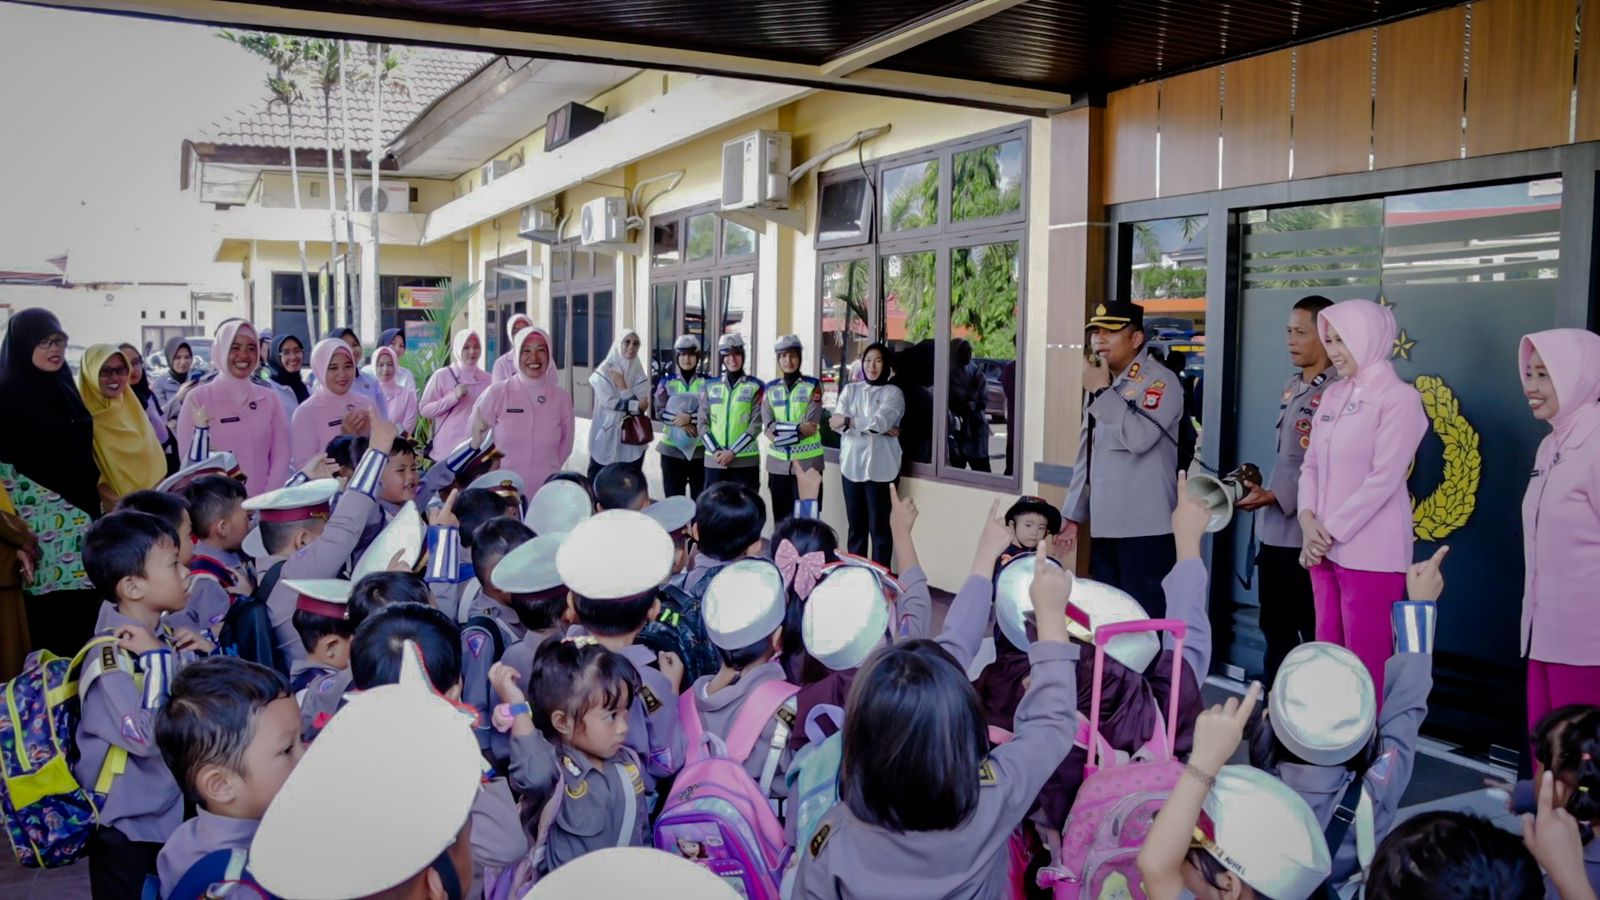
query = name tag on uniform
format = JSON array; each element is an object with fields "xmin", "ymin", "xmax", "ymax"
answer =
[
  {"xmin": 327, "ymin": 419, "xmax": 343, "ymax": 428},
  {"xmin": 220, "ymin": 417, "xmax": 241, "ymax": 424},
  {"xmin": 507, "ymin": 407, "xmax": 524, "ymax": 414}
]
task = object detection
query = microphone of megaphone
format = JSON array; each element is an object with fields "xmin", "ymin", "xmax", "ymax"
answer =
[{"xmin": 1185, "ymin": 472, "xmax": 1245, "ymax": 533}]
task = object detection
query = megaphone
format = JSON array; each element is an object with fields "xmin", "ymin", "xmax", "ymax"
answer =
[{"xmin": 1184, "ymin": 463, "xmax": 1262, "ymax": 532}]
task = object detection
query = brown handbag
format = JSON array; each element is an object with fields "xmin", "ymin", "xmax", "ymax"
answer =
[{"xmin": 621, "ymin": 413, "xmax": 654, "ymax": 446}]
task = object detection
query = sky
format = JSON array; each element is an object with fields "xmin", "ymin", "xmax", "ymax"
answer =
[{"xmin": 0, "ymin": 3, "xmax": 269, "ymax": 286}]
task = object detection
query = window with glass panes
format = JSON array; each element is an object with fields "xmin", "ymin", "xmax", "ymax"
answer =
[
  {"xmin": 649, "ymin": 203, "xmax": 760, "ymax": 381},
  {"xmin": 815, "ymin": 124, "xmax": 1027, "ymax": 486}
]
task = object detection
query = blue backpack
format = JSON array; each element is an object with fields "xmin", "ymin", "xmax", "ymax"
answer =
[{"xmin": 0, "ymin": 637, "xmax": 131, "ymax": 868}]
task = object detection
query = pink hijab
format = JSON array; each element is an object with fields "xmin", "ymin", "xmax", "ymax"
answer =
[
  {"xmin": 1319, "ymin": 299, "xmax": 1400, "ymax": 387},
  {"xmin": 213, "ymin": 320, "xmax": 260, "ymax": 404},
  {"xmin": 512, "ymin": 326, "xmax": 558, "ymax": 389},
  {"xmin": 1520, "ymin": 328, "xmax": 1600, "ymax": 457}
]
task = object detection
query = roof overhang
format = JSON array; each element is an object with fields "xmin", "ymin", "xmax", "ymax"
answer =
[{"xmin": 390, "ymin": 56, "xmax": 640, "ymax": 178}]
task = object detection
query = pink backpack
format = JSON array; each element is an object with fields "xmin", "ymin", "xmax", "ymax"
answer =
[
  {"xmin": 654, "ymin": 679, "xmax": 800, "ymax": 900},
  {"xmin": 1037, "ymin": 618, "xmax": 1188, "ymax": 900}
]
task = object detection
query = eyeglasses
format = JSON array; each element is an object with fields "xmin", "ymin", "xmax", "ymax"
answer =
[
  {"xmin": 100, "ymin": 365, "xmax": 130, "ymax": 378},
  {"xmin": 35, "ymin": 336, "xmax": 67, "ymax": 351}
]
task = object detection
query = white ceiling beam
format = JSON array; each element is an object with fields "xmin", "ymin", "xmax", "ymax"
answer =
[
  {"xmin": 818, "ymin": 0, "xmax": 1033, "ymax": 78},
  {"xmin": 27, "ymin": 0, "xmax": 1071, "ymax": 113}
]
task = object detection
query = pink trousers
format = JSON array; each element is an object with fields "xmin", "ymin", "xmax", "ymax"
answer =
[
  {"xmin": 1310, "ymin": 561, "xmax": 1405, "ymax": 701},
  {"xmin": 1526, "ymin": 658, "xmax": 1600, "ymax": 734}
]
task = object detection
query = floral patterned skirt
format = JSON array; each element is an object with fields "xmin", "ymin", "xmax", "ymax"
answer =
[{"xmin": 0, "ymin": 463, "xmax": 91, "ymax": 595}]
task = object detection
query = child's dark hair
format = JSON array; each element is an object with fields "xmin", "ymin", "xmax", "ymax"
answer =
[
  {"xmin": 718, "ymin": 635, "xmax": 776, "ymax": 672},
  {"xmin": 528, "ymin": 635, "xmax": 639, "ymax": 743},
  {"xmin": 182, "ymin": 474, "xmax": 247, "ymax": 540},
  {"xmin": 1366, "ymin": 810, "xmax": 1543, "ymax": 899},
  {"xmin": 545, "ymin": 471, "xmax": 596, "ymax": 507},
  {"xmin": 351, "ymin": 604, "xmax": 462, "ymax": 693},
  {"xmin": 839, "ymin": 639, "xmax": 988, "ymax": 832},
  {"xmin": 293, "ymin": 607, "xmax": 354, "ymax": 654},
  {"xmin": 350, "ymin": 571, "xmax": 432, "ymax": 626},
  {"xmin": 694, "ymin": 481, "xmax": 765, "ymax": 561},
  {"xmin": 324, "ymin": 434, "xmax": 356, "ymax": 471},
  {"xmin": 259, "ymin": 516, "xmax": 321, "ymax": 557},
  {"xmin": 1245, "ymin": 695, "xmax": 1378, "ymax": 777},
  {"xmin": 509, "ymin": 588, "xmax": 570, "ymax": 633},
  {"xmin": 117, "ymin": 490, "xmax": 189, "ymax": 535},
  {"xmin": 572, "ymin": 590, "xmax": 657, "ymax": 637},
  {"xmin": 1533, "ymin": 704, "xmax": 1600, "ymax": 839},
  {"xmin": 155, "ymin": 656, "xmax": 291, "ymax": 805},
  {"xmin": 595, "ymin": 463, "xmax": 649, "ymax": 511},
  {"xmin": 456, "ymin": 488, "xmax": 518, "ymax": 551},
  {"xmin": 351, "ymin": 435, "xmax": 418, "ymax": 460},
  {"xmin": 85, "ymin": 511, "xmax": 179, "ymax": 599},
  {"xmin": 471, "ymin": 518, "xmax": 534, "ymax": 574}
]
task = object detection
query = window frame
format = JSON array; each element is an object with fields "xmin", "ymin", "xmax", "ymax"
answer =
[
  {"xmin": 649, "ymin": 201, "xmax": 762, "ymax": 375},
  {"xmin": 815, "ymin": 166, "xmax": 877, "ymax": 250},
  {"xmin": 813, "ymin": 122, "xmax": 1030, "ymax": 490}
]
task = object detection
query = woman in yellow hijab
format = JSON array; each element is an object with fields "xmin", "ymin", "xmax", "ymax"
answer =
[{"xmin": 77, "ymin": 344, "xmax": 165, "ymax": 499}]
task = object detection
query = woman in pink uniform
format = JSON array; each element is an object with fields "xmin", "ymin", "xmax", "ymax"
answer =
[
  {"xmin": 471, "ymin": 326, "xmax": 573, "ymax": 488},
  {"xmin": 1297, "ymin": 298, "xmax": 1429, "ymax": 699},
  {"xmin": 491, "ymin": 312, "xmax": 534, "ymax": 383},
  {"xmin": 372, "ymin": 346, "xmax": 418, "ymax": 436},
  {"xmin": 290, "ymin": 338, "xmax": 378, "ymax": 471},
  {"xmin": 1519, "ymin": 328, "xmax": 1600, "ymax": 732},
  {"xmin": 175, "ymin": 320, "xmax": 290, "ymax": 496},
  {"xmin": 419, "ymin": 329, "xmax": 490, "ymax": 463}
]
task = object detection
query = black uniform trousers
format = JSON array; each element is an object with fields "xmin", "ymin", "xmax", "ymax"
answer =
[
  {"xmin": 841, "ymin": 477, "xmax": 895, "ymax": 567},
  {"xmin": 89, "ymin": 825, "xmax": 162, "ymax": 900},
  {"xmin": 660, "ymin": 454, "xmax": 705, "ymax": 499},
  {"xmin": 1088, "ymin": 533, "xmax": 1176, "ymax": 619},
  {"xmin": 704, "ymin": 465, "xmax": 760, "ymax": 493},
  {"xmin": 768, "ymin": 470, "xmax": 823, "ymax": 524},
  {"xmin": 1256, "ymin": 542, "xmax": 1317, "ymax": 684}
]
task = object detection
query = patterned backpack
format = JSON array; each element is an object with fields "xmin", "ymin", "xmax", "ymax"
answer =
[
  {"xmin": 654, "ymin": 680, "xmax": 800, "ymax": 900},
  {"xmin": 1037, "ymin": 618, "xmax": 1188, "ymax": 900},
  {"xmin": 0, "ymin": 637, "xmax": 132, "ymax": 867}
]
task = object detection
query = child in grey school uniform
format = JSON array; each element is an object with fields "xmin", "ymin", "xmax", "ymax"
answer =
[
  {"xmin": 425, "ymin": 485, "xmax": 520, "ymax": 621},
  {"xmin": 792, "ymin": 548, "xmax": 1081, "ymax": 900},
  {"xmin": 152, "ymin": 657, "xmax": 303, "ymax": 898},
  {"xmin": 179, "ymin": 473, "xmax": 254, "ymax": 631},
  {"xmin": 554, "ymin": 510, "xmax": 687, "ymax": 796},
  {"xmin": 489, "ymin": 531, "xmax": 574, "ymax": 688},
  {"xmin": 461, "ymin": 518, "xmax": 535, "ymax": 759},
  {"xmin": 491, "ymin": 638, "xmax": 651, "ymax": 876},
  {"xmin": 1246, "ymin": 545, "xmax": 1449, "ymax": 887},
  {"xmin": 75, "ymin": 511, "xmax": 215, "ymax": 900}
]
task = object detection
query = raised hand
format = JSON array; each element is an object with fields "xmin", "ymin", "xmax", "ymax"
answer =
[{"xmin": 1406, "ymin": 545, "xmax": 1449, "ymax": 602}]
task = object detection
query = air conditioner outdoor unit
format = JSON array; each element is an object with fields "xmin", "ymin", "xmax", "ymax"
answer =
[
  {"xmin": 481, "ymin": 155, "xmax": 522, "ymax": 186},
  {"xmin": 518, "ymin": 205, "xmax": 560, "ymax": 244},
  {"xmin": 357, "ymin": 182, "xmax": 411, "ymax": 213},
  {"xmin": 579, "ymin": 196, "xmax": 629, "ymax": 247},
  {"xmin": 721, "ymin": 130, "xmax": 791, "ymax": 211}
]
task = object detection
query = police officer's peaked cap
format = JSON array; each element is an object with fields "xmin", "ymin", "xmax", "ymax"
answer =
[{"xmin": 1086, "ymin": 300, "xmax": 1145, "ymax": 333}]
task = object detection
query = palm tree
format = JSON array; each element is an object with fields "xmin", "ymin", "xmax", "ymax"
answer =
[
  {"xmin": 339, "ymin": 40, "xmax": 358, "ymax": 326},
  {"xmin": 361, "ymin": 42, "xmax": 407, "ymax": 339},
  {"xmin": 220, "ymin": 31, "xmax": 315, "ymax": 330},
  {"xmin": 304, "ymin": 39, "xmax": 346, "ymax": 331}
]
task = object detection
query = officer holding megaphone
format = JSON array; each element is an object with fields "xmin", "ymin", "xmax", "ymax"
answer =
[{"xmin": 1235, "ymin": 295, "xmax": 1337, "ymax": 682}]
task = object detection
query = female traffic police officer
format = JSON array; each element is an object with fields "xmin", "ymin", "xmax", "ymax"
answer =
[
  {"xmin": 654, "ymin": 335, "xmax": 707, "ymax": 499},
  {"xmin": 697, "ymin": 334, "xmax": 765, "ymax": 490},
  {"xmin": 763, "ymin": 334, "xmax": 824, "ymax": 521},
  {"xmin": 1059, "ymin": 299, "xmax": 1183, "ymax": 617}
]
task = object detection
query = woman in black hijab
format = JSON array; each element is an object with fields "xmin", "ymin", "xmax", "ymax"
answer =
[
  {"xmin": 0, "ymin": 309, "xmax": 104, "ymax": 653},
  {"xmin": 267, "ymin": 333, "xmax": 311, "ymax": 404}
]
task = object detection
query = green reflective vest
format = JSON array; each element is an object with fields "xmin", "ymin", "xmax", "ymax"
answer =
[
  {"xmin": 658, "ymin": 372, "xmax": 707, "ymax": 454},
  {"xmin": 766, "ymin": 376, "xmax": 824, "ymax": 461},
  {"xmin": 707, "ymin": 376, "xmax": 763, "ymax": 460}
]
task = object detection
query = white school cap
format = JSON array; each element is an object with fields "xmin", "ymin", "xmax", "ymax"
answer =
[
  {"xmin": 525, "ymin": 478, "xmax": 594, "ymax": 536},
  {"xmin": 802, "ymin": 565, "xmax": 889, "ymax": 671},
  {"xmin": 242, "ymin": 478, "xmax": 340, "ymax": 520},
  {"xmin": 1196, "ymin": 765, "xmax": 1332, "ymax": 900},
  {"xmin": 468, "ymin": 468, "xmax": 526, "ymax": 501},
  {"xmin": 250, "ymin": 641, "xmax": 480, "ymax": 899},
  {"xmin": 1269, "ymin": 641, "xmax": 1376, "ymax": 766},
  {"xmin": 556, "ymin": 509, "xmax": 674, "ymax": 601},
  {"xmin": 158, "ymin": 452, "xmax": 243, "ymax": 493},
  {"xmin": 703, "ymin": 559, "xmax": 787, "ymax": 650},
  {"xmin": 351, "ymin": 501, "xmax": 424, "ymax": 581},
  {"xmin": 285, "ymin": 578, "xmax": 353, "ymax": 619},
  {"xmin": 643, "ymin": 494, "xmax": 695, "ymax": 537},
  {"xmin": 992, "ymin": 553, "xmax": 1159, "ymax": 673},
  {"xmin": 528, "ymin": 847, "xmax": 739, "ymax": 898},
  {"xmin": 491, "ymin": 531, "xmax": 567, "ymax": 594}
]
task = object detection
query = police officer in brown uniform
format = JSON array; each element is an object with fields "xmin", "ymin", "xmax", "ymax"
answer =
[
  {"xmin": 1236, "ymin": 295, "xmax": 1337, "ymax": 682},
  {"xmin": 1060, "ymin": 300, "xmax": 1183, "ymax": 617}
]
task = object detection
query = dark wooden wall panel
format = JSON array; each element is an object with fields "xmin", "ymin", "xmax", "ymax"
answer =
[
  {"xmin": 1160, "ymin": 67, "xmax": 1221, "ymax": 197},
  {"xmin": 1294, "ymin": 30, "xmax": 1373, "ymax": 179},
  {"xmin": 1104, "ymin": 82, "xmax": 1158, "ymax": 205},
  {"xmin": 1465, "ymin": 0, "xmax": 1575, "ymax": 157},
  {"xmin": 1373, "ymin": 6, "xmax": 1465, "ymax": 169},
  {"xmin": 1577, "ymin": 0, "xmax": 1600, "ymax": 142},
  {"xmin": 1221, "ymin": 49, "xmax": 1292, "ymax": 188}
]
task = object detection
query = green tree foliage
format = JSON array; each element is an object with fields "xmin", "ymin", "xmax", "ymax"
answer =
[{"xmin": 401, "ymin": 279, "xmax": 478, "ymax": 448}]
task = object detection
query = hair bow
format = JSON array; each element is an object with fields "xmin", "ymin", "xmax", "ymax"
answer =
[
  {"xmin": 563, "ymin": 635, "xmax": 600, "ymax": 649},
  {"xmin": 775, "ymin": 539, "xmax": 827, "ymax": 600}
]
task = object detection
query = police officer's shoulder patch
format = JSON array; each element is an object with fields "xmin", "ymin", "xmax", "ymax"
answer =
[
  {"xmin": 809, "ymin": 822, "xmax": 832, "ymax": 858},
  {"xmin": 1127, "ymin": 362, "xmax": 1141, "ymax": 382},
  {"xmin": 979, "ymin": 759, "xmax": 998, "ymax": 786},
  {"xmin": 1142, "ymin": 385, "xmax": 1164, "ymax": 409},
  {"xmin": 639, "ymin": 684, "xmax": 662, "ymax": 714}
]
